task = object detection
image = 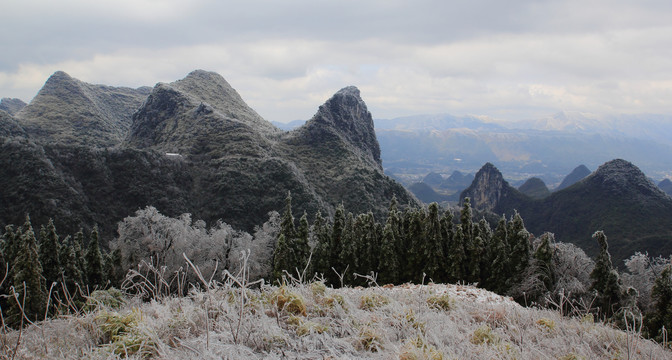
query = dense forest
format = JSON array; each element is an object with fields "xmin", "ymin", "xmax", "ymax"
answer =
[{"xmin": 2, "ymin": 196, "xmax": 672, "ymax": 345}]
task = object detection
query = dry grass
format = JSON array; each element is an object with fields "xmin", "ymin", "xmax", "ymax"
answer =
[{"xmin": 1, "ymin": 281, "xmax": 671, "ymax": 359}]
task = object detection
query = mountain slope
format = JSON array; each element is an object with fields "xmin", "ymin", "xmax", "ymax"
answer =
[
  {"xmin": 0, "ymin": 97, "xmax": 27, "ymax": 115},
  {"xmin": 14, "ymin": 71, "xmax": 151, "ymax": 147},
  {"xmin": 556, "ymin": 164, "xmax": 591, "ymax": 191},
  {"xmin": 518, "ymin": 177, "xmax": 550, "ymax": 199},
  {"xmin": 659, "ymin": 179, "xmax": 672, "ymax": 197}
]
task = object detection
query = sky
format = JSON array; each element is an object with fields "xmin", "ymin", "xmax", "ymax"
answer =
[{"xmin": 2, "ymin": 0, "xmax": 672, "ymax": 123}]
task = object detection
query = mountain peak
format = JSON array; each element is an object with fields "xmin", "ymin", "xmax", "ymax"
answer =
[
  {"xmin": 585, "ymin": 159, "xmax": 665, "ymax": 199},
  {"xmin": 556, "ymin": 164, "xmax": 591, "ymax": 191},
  {"xmin": 518, "ymin": 177, "xmax": 550, "ymax": 199},
  {"xmin": 0, "ymin": 98, "xmax": 27, "ymax": 116},
  {"xmin": 294, "ymin": 86, "xmax": 381, "ymax": 168},
  {"xmin": 461, "ymin": 162, "xmax": 513, "ymax": 211}
]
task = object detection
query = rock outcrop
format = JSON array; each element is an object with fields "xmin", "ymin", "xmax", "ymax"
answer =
[{"xmin": 460, "ymin": 163, "xmax": 525, "ymax": 212}]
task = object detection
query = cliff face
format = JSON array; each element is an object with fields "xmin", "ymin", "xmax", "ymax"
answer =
[{"xmin": 460, "ymin": 163, "xmax": 525, "ymax": 212}]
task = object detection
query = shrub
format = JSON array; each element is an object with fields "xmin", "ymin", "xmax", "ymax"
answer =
[
  {"xmin": 470, "ymin": 325, "xmax": 498, "ymax": 345},
  {"xmin": 360, "ymin": 292, "xmax": 390, "ymax": 311},
  {"xmin": 96, "ymin": 309, "xmax": 157, "ymax": 358},
  {"xmin": 426, "ymin": 293, "xmax": 454, "ymax": 311},
  {"xmin": 271, "ymin": 286, "xmax": 307, "ymax": 316},
  {"xmin": 84, "ymin": 288, "xmax": 126, "ymax": 311}
]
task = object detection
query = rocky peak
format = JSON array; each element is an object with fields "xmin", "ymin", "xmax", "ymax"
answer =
[
  {"xmin": 0, "ymin": 98, "xmax": 27, "ymax": 116},
  {"xmin": 170, "ymin": 70, "xmax": 276, "ymax": 133},
  {"xmin": 297, "ymin": 86, "xmax": 382, "ymax": 168},
  {"xmin": 460, "ymin": 162, "xmax": 511, "ymax": 212},
  {"xmin": 556, "ymin": 164, "xmax": 591, "ymax": 191}
]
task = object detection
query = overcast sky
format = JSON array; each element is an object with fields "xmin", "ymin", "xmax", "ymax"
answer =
[{"xmin": 2, "ymin": 0, "xmax": 672, "ymax": 123}]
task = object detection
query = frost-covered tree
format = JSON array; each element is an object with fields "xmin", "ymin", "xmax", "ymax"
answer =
[
  {"xmin": 448, "ymin": 224, "xmax": 466, "ymax": 282},
  {"xmin": 59, "ymin": 235, "xmax": 83, "ymax": 295},
  {"xmin": 645, "ymin": 265, "xmax": 672, "ymax": 342},
  {"xmin": 507, "ymin": 211, "xmax": 530, "ymax": 290},
  {"xmin": 39, "ymin": 219, "xmax": 61, "ymax": 288},
  {"xmin": 590, "ymin": 231, "xmax": 623, "ymax": 319},
  {"xmin": 310, "ymin": 211, "xmax": 331, "ymax": 278},
  {"xmin": 486, "ymin": 215, "xmax": 508, "ymax": 293},
  {"xmin": 85, "ymin": 226, "xmax": 105, "ymax": 288},
  {"xmin": 622, "ymin": 252, "xmax": 671, "ymax": 314},
  {"xmin": 9, "ymin": 216, "xmax": 46, "ymax": 326},
  {"xmin": 378, "ymin": 223, "xmax": 399, "ymax": 285},
  {"xmin": 423, "ymin": 203, "xmax": 444, "ymax": 282}
]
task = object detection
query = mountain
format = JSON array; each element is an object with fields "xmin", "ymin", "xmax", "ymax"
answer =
[
  {"xmin": 556, "ymin": 165, "xmax": 591, "ymax": 191},
  {"xmin": 660, "ymin": 179, "xmax": 672, "ymax": 197},
  {"xmin": 375, "ymin": 113, "xmax": 672, "ymax": 183},
  {"xmin": 14, "ymin": 71, "xmax": 151, "ymax": 147},
  {"xmin": 439, "ymin": 170, "xmax": 474, "ymax": 193},
  {"xmin": 422, "ymin": 172, "xmax": 444, "ymax": 187},
  {"xmin": 408, "ymin": 182, "xmax": 451, "ymax": 204},
  {"xmin": 518, "ymin": 177, "xmax": 550, "ymax": 199},
  {"xmin": 462, "ymin": 160, "xmax": 672, "ymax": 264},
  {"xmin": 0, "ymin": 110, "xmax": 26, "ymax": 137},
  {"xmin": 271, "ymin": 119, "xmax": 305, "ymax": 130},
  {"xmin": 0, "ymin": 98, "xmax": 27, "ymax": 115},
  {"xmin": 0, "ymin": 70, "xmax": 416, "ymax": 241}
]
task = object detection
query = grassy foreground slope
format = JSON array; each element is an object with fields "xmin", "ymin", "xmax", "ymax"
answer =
[{"xmin": 4, "ymin": 281, "xmax": 669, "ymax": 359}]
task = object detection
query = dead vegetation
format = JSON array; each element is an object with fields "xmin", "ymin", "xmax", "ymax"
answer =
[{"xmin": 1, "ymin": 260, "xmax": 671, "ymax": 360}]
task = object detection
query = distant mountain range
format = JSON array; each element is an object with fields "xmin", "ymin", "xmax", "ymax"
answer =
[
  {"xmin": 0, "ymin": 70, "xmax": 416, "ymax": 241},
  {"xmin": 374, "ymin": 113, "xmax": 672, "ymax": 186},
  {"xmin": 460, "ymin": 159, "xmax": 672, "ymax": 265}
]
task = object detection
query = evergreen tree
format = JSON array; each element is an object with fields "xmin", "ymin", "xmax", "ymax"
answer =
[
  {"xmin": 487, "ymin": 215, "xmax": 509, "ymax": 293},
  {"xmin": 39, "ymin": 218, "xmax": 62, "ymax": 288},
  {"xmin": 439, "ymin": 210, "xmax": 454, "ymax": 281},
  {"xmin": 405, "ymin": 209, "xmax": 425, "ymax": 283},
  {"xmin": 507, "ymin": 211, "xmax": 530, "ymax": 290},
  {"xmin": 327, "ymin": 204, "xmax": 346, "ymax": 285},
  {"xmin": 9, "ymin": 216, "xmax": 46, "ymax": 326},
  {"xmin": 645, "ymin": 265, "xmax": 672, "ymax": 342},
  {"xmin": 295, "ymin": 211, "xmax": 311, "ymax": 272},
  {"xmin": 423, "ymin": 202, "xmax": 445, "ymax": 282},
  {"xmin": 468, "ymin": 235, "xmax": 484, "ymax": 284},
  {"xmin": 448, "ymin": 224, "xmax": 466, "ymax": 282},
  {"xmin": 85, "ymin": 226, "xmax": 105, "ymax": 288},
  {"xmin": 534, "ymin": 232, "xmax": 556, "ymax": 293},
  {"xmin": 460, "ymin": 198, "xmax": 474, "ymax": 244},
  {"xmin": 59, "ymin": 235, "xmax": 83, "ymax": 295},
  {"xmin": 476, "ymin": 218, "xmax": 493, "ymax": 286},
  {"xmin": 280, "ymin": 192, "xmax": 296, "ymax": 240},
  {"xmin": 378, "ymin": 223, "xmax": 399, "ymax": 285},
  {"xmin": 338, "ymin": 213, "xmax": 357, "ymax": 285},
  {"xmin": 272, "ymin": 233, "xmax": 291, "ymax": 282},
  {"xmin": 589, "ymin": 231, "xmax": 623, "ymax": 319},
  {"xmin": 72, "ymin": 229, "xmax": 86, "ymax": 278},
  {"xmin": 1, "ymin": 225, "xmax": 19, "ymax": 289},
  {"xmin": 311, "ymin": 211, "xmax": 332, "ymax": 278}
]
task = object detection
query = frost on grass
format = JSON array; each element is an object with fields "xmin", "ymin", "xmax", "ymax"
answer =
[{"xmin": 2, "ymin": 282, "xmax": 671, "ymax": 359}]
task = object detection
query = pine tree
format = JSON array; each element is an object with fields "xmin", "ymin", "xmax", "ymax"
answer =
[
  {"xmin": 295, "ymin": 211, "xmax": 310, "ymax": 272},
  {"xmin": 104, "ymin": 248, "xmax": 123, "ymax": 287},
  {"xmin": 39, "ymin": 218, "xmax": 62, "ymax": 288},
  {"xmin": 59, "ymin": 235, "xmax": 83, "ymax": 295},
  {"xmin": 507, "ymin": 211, "xmax": 530, "ymax": 290},
  {"xmin": 1, "ymin": 225, "xmax": 19, "ymax": 290},
  {"xmin": 405, "ymin": 209, "xmax": 425, "ymax": 283},
  {"xmin": 338, "ymin": 213, "xmax": 357, "ymax": 285},
  {"xmin": 272, "ymin": 234, "xmax": 291, "ymax": 283},
  {"xmin": 9, "ymin": 216, "xmax": 46, "ymax": 326},
  {"xmin": 487, "ymin": 215, "xmax": 509, "ymax": 293},
  {"xmin": 72, "ymin": 229, "xmax": 85, "ymax": 277},
  {"xmin": 448, "ymin": 224, "xmax": 466, "ymax": 282},
  {"xmin": 439, "ymin": 210, "xmax": 454, "ymax": 282},
  {"xmin": 476, "ymin": 218, "xmax": 493, "ymax": 286},
  {"xmin": 280, "ymin": 192, "xmax": 296, "ymax": 240},
  {"xmin": 423, "ymin": 202, "xmax": 445, "ymax": 282},
  {"xmin": 311, "ymin": 211, "xmax": 332, "ymax": 278},
  {"xmin": 589, "ymin": 230, "xmax": 622, "ymax": 319},
  {"xmin": 534, "ymin": 232, "xmax": 556, "ymax": 293},
  {"xmin": 327, "ymin": 204, "xmax": 346, "ymax": 286},
  {"xmin": 85, "ymin": 226, "xmax": 105, "ymax": 288},
  {"xmin": 378, "ymin": 223, "xmax": 399, "ymax": 285},
  {"xmin": 460, "ymin": 198, "xmax": 474, "ymax": 245},
  {"xmin": 645, "ymin": 265, "xmax": 672, "ymax": 342}
]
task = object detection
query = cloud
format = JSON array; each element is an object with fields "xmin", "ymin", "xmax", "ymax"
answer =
[{"xmin": 2, "ymin": 1, "xmax": 672, "ymax": 121}]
